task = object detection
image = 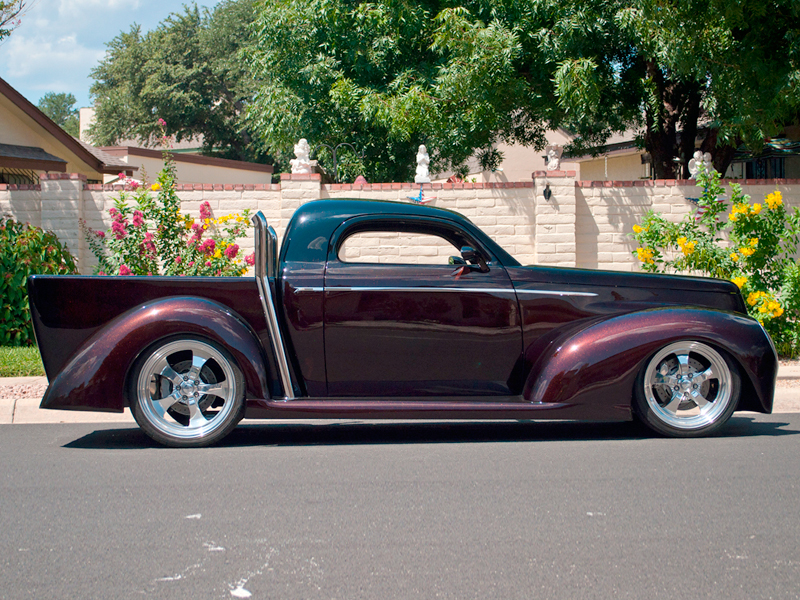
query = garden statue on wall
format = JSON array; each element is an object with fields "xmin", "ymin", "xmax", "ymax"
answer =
[
  {"xmin": 290, "ymin": 139, "xmax": 312, "ymax": 174},
  {"xmin": 688, "ymin": 151, "xmax": 714, "ymax": 179},
  {"xmin": 546, "ymin": 145, "xmax": 563, "ymax": 171},
  {"xmin": 415, "ymin": 145, "xmax": 431, "ymax": 184}
]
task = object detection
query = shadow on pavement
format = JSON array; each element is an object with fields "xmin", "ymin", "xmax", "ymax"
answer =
[{"xmin": 63, "ymin": 414, "xmax": 799, "ymax": 450}]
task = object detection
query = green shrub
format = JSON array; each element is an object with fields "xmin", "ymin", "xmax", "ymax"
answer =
[
  {"xmin": 632, "ymin": 168, "xmax": 800, "ymax": 357},
  {"xmin": 0, "ymin": 218, "xmax": 78, "ymax": 347}
]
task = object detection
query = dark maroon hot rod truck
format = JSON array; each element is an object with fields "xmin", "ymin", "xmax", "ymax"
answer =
[{"xmin": 28, "ymin": 199, "xmax": 778, "ymax": 446}]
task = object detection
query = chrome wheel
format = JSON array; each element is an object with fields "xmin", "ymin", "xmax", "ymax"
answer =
[
  {"xmin": 637, "ymin": 341, "xmax": 740, "ymax": 436},
  {"xmin": 130, "ymin": 337, "xmax": 244, "ymax": 447}
]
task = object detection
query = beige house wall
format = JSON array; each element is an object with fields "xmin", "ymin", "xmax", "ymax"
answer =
[
  {"xmin": 578, "ymin": 152, "xmax": 647, "ymax": 182},
  {"xmin": 2, "ymin": 172, "xmax": 798, "ymax": 275},
  {"xmin": 110, "ymin": 153, "xmax": 274, "ymax": 186}
]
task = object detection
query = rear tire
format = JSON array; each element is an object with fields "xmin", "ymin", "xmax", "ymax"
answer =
[
  {"xmin": 129, "ymin": 336, "xmax": 245, "ymax": 447},
  {"xmin": 634, "ymin": 341, "xmax": 740, "ymax": 437}
]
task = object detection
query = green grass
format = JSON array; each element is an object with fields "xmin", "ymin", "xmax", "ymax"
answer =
[{"xmin": 0, "ymin": 346, "xmax": 45, "ymax": 377}]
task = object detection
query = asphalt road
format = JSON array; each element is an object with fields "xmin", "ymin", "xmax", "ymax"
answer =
[{"xmin": 1, "ymin": 415, "xmax": 800, "ymax": 600}]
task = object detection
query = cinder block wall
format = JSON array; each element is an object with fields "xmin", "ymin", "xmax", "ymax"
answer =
[{"xmin": 2, "ymin": 172, "xmax": 798, "ymax": 274}]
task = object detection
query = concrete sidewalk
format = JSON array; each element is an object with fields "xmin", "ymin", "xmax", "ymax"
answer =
[{"xmin": 1, "ymin": 366, "xmax": 799, "ymax": 424}]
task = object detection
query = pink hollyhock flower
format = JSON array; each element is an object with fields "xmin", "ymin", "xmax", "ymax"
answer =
[
  {"xmin": 109, "ymin": 207, "xmax": 118, "ymax": 217},
  {"xmin": 199, "ymin": 201, "xmax": 212, "ymax": 220},
  {"xmin": 141, "ymin": 232, "xmax": 156, "ymax": 254},
  {"xmin": 95, "ymin": 231, "xmax": 105, "ymax": 239},
  {"xmin": 128, "ymin": 180, "xmax": 140, "ymax": 190},
  {"xmin": 245, "ymin": 253, "xmax": 255, "ymax": 266},
  {"xmin": 188, "ymin": 261, "xmax": 194, "ymax": 267},
  {"xmin": 132, "ymin": 210, "xmax": 144, "ymax": 227},
  {"xmin": 157, "ymin": 118, "xmax": 167, "ymax": 127},
  {"xmin": 216, "ymin": 270, "xmax": 221, "ymax": 276},
  {"xmin": 175, "ymin": 256, "xmax": 182, "ymax": 264},
  {"xmin": 97, "ymin": 271, "xmax": 106, "ymax": 276},
  {"xmin": 205, "ymin": 261, "xmax": 212, "ymax": 267},
  {"xmin": 111, "ymin": 219, "xmax": 128, "ymax": 240},
  {"xmin": 199, "ymin": 239, "xmax": 216, "ymax": 255},
  {"xmin": 224, "ymin": 244, "xmax": 239, "ymax": 259},
  {"xmin": 119, "ymin": 265, "xmax": 132, "ymax": 276},
  {"xmin": 118, "ymin": 172, "xmax": 125, "ymax": 179}
]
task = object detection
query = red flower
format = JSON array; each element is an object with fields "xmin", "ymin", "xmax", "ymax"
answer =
[
  {"xmin": 224, "ymin": 244, "xmax": 239, "ymax": 259},
  {"xmin": 119, "ymin": 265, "xmax": 132, "ymax": 276},
  {"xmin": 199, "ymin": 201, "xmax": 212, "ymax": 220},
  {"xmin": 132, "ymin": 210, "xmax": 144, "ymax": 228},
  {"xmin": 245, "ymin": 253, "xmax": 255, "ymax": 266},
  {"xmin": 95, "ymin": 231, "xmax": 105, "ymax": 239}
]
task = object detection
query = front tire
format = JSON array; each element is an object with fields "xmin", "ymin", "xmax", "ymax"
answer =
[
  {"xmin": 634, "ymin": 341, "xmax": 740, "ymax": 437},
  {"xmin": 129, "ymin": 336, "xmax": 245, "ymax": 447}
]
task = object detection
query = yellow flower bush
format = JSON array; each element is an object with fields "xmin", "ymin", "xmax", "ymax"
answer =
[
  {"xmin": 765, "ymin": 191, "xmax": 783, "ymax": 210},
  {"xmin": 631, "ymin": 167, "xmax": 800, "ymax": 356}
]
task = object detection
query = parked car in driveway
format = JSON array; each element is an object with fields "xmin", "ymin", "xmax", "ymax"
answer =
[{"xmin": 28, "ymin": 199, "xmax": 778, "ymax": 446}]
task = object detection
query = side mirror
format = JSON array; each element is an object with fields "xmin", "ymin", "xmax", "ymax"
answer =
[
  {"xmin": 449, "ymin": 255, "xmax": 467, "ymax": 266},
  {"xmin": 460, "ymin": 246, "xmax": 490, "ymax": 273}
]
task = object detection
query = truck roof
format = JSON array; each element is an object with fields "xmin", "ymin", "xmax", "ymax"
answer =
[{"xmin": 279, "ymin": 199, "xmax": 518, "ymax": 265}]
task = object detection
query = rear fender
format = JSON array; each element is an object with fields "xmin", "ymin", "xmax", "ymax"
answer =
[
  {"xmin": 523, "ymin": 307, "xmax": 777, "ymax": 418},
  {"xmin": 40, "ymin": 297, "xmax": 271, "ymax": 412}
]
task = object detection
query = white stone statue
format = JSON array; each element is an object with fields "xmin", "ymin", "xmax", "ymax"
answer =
[
  {"xmin": 415, "ymin": 144, "xmax": 431, "ymax": 184},
  {"xmin": 290, "ymin": 138, "xmax": 312, "ymax": 174},
  {"xmin": 545, "ymin": 145, "xmax": 563, "ymax": 171},
  {"xmin": 688, "ymin": 151, "xmax": 714, "ymax": 179}
]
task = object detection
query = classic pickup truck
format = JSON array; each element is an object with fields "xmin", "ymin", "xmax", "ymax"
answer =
[{"xmin": 29, "ymin": 199, "xmax": 778, "ymax": 446}]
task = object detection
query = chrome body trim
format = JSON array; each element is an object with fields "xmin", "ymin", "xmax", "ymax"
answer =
[
  {"xmin": 252, "ymin": 211, "xmax": 296, "ymax": 400},
  {"xmin": 515, "ymin": 289, "xmax": 598, "ymax": 297},
  {"xmin": 316, "ymin": 285, "xmax": 597, "ymax": 297}
]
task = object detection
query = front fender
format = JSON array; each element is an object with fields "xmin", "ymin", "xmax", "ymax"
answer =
[
  {"xmin": 40, "ymin": 297, "xmax": 271, "ymax": 412},
  {"xmin": 523, "ymin": 307, "xmax": 777, "ymax": 419}
]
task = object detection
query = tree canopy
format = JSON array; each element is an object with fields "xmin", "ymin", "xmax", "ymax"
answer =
[
  {"xmin": 37, "ymin": 92, "xmax": 79, "ymax": 137},
  {"xmin": 89, "ymin": 0, "xmax": 800, "ymax": 180},
  {"xmin": 88, "ymin": 0, "xmax": 264, "ymax": 162},
  {"xmin": 246, "ymin": 0, "xmax": 800, "ymax": 180}
]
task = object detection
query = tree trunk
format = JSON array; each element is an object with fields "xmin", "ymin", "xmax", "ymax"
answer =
[
  {"xmin": 643, "ymin": 61, "xmax": 678, "ymax": 179},
  {"xmin": 701, "ymin": 128, "xmax": 739, "ymax": 177},
  {"xmin": 679, "ymin": 86, "xmax": 702, "ymax": 179}
]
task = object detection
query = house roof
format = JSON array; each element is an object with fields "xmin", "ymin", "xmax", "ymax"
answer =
[
  {"xmin": 0, "ymin": 143, "xmax": 67, "ymax": 172},
  {"xmin": 0, "ymin": 76, "xmax": 137, "ymax": 175}
]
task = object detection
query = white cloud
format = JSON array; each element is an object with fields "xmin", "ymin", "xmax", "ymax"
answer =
[{"xmin": 0, "ymin": 0, "xmax": 220, "ymax": 107}]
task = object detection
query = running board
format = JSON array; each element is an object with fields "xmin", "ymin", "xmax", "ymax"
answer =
[{"xmin": 245, "ymin": 397, "xmax": 575, "ymax": 419}]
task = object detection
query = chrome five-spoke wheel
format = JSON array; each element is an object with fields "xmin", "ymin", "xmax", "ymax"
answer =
[
  {"xmin": 635, "ymin": 341, "xmax": 740, "ymax": 437},
  {"xmin": 130, "ymin": 337, "xmax": 245, "ymax": 447}
]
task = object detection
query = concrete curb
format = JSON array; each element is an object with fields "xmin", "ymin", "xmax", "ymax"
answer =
[{"xmin": 1, "ymin": 370, "xmax": 799, "ymax": 424}]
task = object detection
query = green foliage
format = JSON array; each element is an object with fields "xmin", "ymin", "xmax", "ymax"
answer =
[
  {"xmin": 88, "ymin": 0, "xmax": 265, "ymax": 163},
  {"xmin": 82, "ymin": 134, "xmax": 253, "ymax": 277},
  {"xmin": 37, "ymin": 92, "xmax": 79, "ymax": 137},
  {"xmin": 632, "ymin": 169, "xmax": 800, "ymax": 357},
  {"xmin": 0, "ymin": 218, "xmax": 77, "ymax": 347},
  {"xmin": 0, "ymin": 346, "xmax": 44, "ymax": 377}
]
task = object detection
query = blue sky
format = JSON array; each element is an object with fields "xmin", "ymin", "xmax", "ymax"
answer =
[{"xmin": 0, "ymin": 0, "xmax": 220, "ymax": 109}]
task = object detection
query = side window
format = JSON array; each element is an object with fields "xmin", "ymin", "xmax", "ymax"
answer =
[{"xmin": 338, "ymin": 229, "xmax": 461, "ymax": 265}]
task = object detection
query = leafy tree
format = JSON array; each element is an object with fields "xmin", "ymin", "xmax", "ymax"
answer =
[
  {"xmin": 88, "ymin": 0, "xmax": 265, "ymax": 163},
  {"xmin": 246, "ymin": 0, "xmax": 800, "ymax": 181},
  {"xmin": 37, "ymin": 92, "xmax": 79, "ymax": 137},
  {"xmin": 0, "ymin": 0, "xmax": 25, "ymax": 41}
]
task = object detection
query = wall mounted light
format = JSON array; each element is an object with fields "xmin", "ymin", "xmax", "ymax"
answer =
[{"xmin": 543, "ymin": 184, "xmax": 552, "ymax": 200}]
